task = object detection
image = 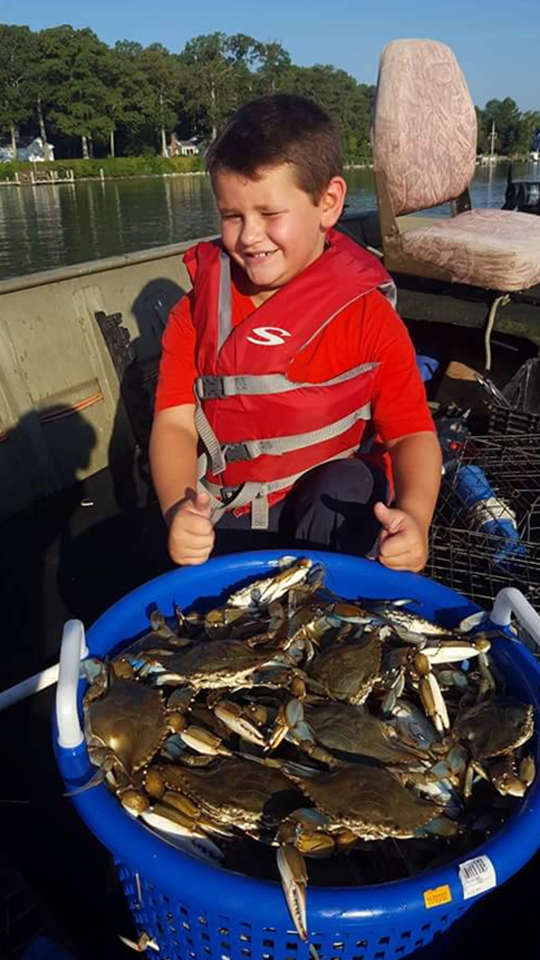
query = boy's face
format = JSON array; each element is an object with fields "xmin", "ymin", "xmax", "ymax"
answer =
[{"xmin": 213, "ymin": 164, "xmax": 346, "ymax": 304}]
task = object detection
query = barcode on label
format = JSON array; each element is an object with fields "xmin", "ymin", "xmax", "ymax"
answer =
[
  {"xmin": 462, "ymin": 859, "xmax": 488, "ymax": 879},
  {"xmin": 459, "ymin": 855, "xmax": 497, "ymax": 900}
]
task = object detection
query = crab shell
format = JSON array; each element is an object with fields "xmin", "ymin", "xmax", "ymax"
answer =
[
  {"xmin": 144, "ymin": 636, "xmax": 305, "ymax": 691},
  {"xmin": 304, "ymin": 702, "xmax": 432, "ymax": 765},
  {"xmin": 84, "ymin": 676, "xmax": 168, "ymax": 778},
  {"xmin": 452, "ymin": 696, "xmax": 534, "ymax": 761},
  {"xmin": 146, "ymin": 758, "xmax": 304, "ymax": 834},
  {"xmin": 308, "ymin": 628, "xmax": 383, "ymax": 704},
  {"xmin": 286, "ymin": 764, "xmax": 443, "ymax": 839}
]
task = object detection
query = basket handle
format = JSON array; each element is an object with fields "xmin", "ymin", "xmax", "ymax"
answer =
[
  {"xmin": 56, "ymin": 619, "xmax": 88, "ymax": 749},
  {"xmin": 490, "ymin": 588, "xmax": 540, "ymax": 648}
]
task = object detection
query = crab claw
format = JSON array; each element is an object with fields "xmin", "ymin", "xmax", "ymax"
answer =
[
  {"xmin": 421, "ymin": 638, "xmax": 490, "ymax": 665},
  {"xmin": 118, "ymin": 931, "xmax": 159, "ymax": 953},
  {"xmin": 179, "ymin": 724, "xmax": 234, "ymax": 757},
  {"xmin": 276, "ymin": 843, "xmax": 308, "ymax": 941},
  {"xmin": 213, "ymin": 700, "xmax": 268, "ymax": 747},
  {"xmin": 415, "ymin": 654, "xmax": 450, "ymax": 733},
  {"xmin": 267, "ymin": 698, "xmax": 305, "ymax": 752}
]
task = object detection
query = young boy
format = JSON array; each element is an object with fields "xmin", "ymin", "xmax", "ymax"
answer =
[{"xmin": 150, "ymin": 94, "xmax": 441, "ymax": 571}]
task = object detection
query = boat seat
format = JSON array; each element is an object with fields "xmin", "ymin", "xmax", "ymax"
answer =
[
  {"xmin": 400, "ymin": 208, "xmax": 540, "ymax": 291},
  {"xmin": 372, "ymin": 39, "xmax": 540, "ymax": 292}
]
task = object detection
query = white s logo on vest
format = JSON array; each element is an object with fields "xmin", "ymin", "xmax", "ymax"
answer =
[{"xmin": 246, "ymin": 327, "xmax": 291, "ymax": 346}]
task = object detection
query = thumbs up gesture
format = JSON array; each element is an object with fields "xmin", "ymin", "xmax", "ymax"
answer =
[
  {"xmin": 373, "ymin": 501, "xmax": 428, "ymax": 573},
  {"xmin": 167, "ymin": 489, "xmax": 215, "ymax": 566}
]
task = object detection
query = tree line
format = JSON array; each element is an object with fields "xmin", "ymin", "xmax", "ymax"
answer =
[{"xmin": 1, "ymin": 23, "xmax": 538, "ymax": 162}]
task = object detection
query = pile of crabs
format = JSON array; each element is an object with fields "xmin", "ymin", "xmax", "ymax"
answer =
[{"xmin": 81, "ymin": 557, "xmax": 536, "ymax": 941}]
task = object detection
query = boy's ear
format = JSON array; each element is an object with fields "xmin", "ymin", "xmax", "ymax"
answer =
[{"xmin": 320, "ymin": 176, "xmax": 347, "ymax": 228}]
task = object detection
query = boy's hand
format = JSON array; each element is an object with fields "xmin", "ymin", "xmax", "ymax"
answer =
[
  {"xmin": 373, "ymin": 501, "xmax": 428, "ymax": 573},
  {"xmin": 167, "ymin": 490, "xmax": 215, "ymax": 566}
]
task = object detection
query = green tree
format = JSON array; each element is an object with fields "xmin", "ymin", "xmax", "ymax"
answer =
[
  {"xmin": 139, "ymin": 43, "xmax": 181, "ymax": 156},
  {"xmin": 2, "ymin": 21, "xmax": 537, "ymax": 164},
  {"xmin": 477, "ymin": 99, "xmax": 540, "ymax": 156},
  {"xmin": 0, "ymin": 25, "xmax": 36, "ymax": 155},
  {"xmin": 36, "ymin": 26, "xmax": 114, "ymax": 158},
  {"xmin": 284, "ymin": 64, "xmax": 374, "ymax": 160},
  {"xmin": 482, "ymin": 98, "xmax": 522, "ymax": 155},
  {"xmin": 349, "ymin": 83, "xmax": 375, "ymax": 159},
  {"xmin": 179, "ymin": 33, "xmax": 254, "ymax": 139},
  {"xmin": 517, "ymin": 110, "xmax": 540, "ymax": 154},
  {"xmin": 105, "ymin": 41, "xmax": 157, "ymax": 157},
  {"xmin": 224, "ymin": 33, "xmax": 265, "ymax": 102},
  {"xmin": 255, "ymin": 42, "xmax": 292, "ymax": 95}
]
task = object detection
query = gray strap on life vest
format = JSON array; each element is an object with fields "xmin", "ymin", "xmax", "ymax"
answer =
[
  {"xmin": 224, "ymin": 405, "xmax": 371, "ymax": 462},
  {"xmin": 217, "ymin": 252, "xmax": 233, "ymax": 352},
  {"xmin": 201, "ymin": 446, "xmax": 359, "ymax": 530},
  {"xmin": 201, "ymin": 478, "xmax": 278, "ymax": 528},
  {"xmin": 201, "ymin": 479, "xmax": 272, "ymax": 528},
  {"xmin": 195, "ymin": 362, "xmax": 378, "ymax": 400},
  {"xmin": 195, "ymin": 404, "xmax": 227, "ymax": 475},
  {"xmin": 195, "ymin": 398, "xmax": 372, "ymax": 478}
]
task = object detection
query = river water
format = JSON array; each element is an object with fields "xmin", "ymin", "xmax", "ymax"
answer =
[{"xmin": 0, "ymin": 162, "xmax": 538, "ymax": 281}]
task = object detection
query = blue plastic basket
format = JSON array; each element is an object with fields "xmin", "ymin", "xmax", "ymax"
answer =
[{"xmin": 55, "ymin": 551, "xmax": 540, "ymax": 960}]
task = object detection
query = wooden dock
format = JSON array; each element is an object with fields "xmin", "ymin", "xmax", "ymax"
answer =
[{"xmin": 1, "ymin": 168, "xmax": 75, "ymax": 186}]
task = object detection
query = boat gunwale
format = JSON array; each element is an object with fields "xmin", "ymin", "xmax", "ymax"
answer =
[{"xmin": 0, "ymin": 235, "xmax": 217, "ymax": 295}]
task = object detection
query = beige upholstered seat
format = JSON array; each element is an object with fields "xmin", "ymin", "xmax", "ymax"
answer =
[
  {"xmin": 372, "ymin": 39, "xmax": 540, "ymax": 291},
  {"xmin": 401, "ymin": 208, "xmax": 540, "ymax": 291}
]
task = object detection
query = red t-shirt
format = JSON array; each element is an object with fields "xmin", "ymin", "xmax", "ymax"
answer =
[{"xmin": 155, "ymin": 271, "xmax": 434, "ymax": 450}]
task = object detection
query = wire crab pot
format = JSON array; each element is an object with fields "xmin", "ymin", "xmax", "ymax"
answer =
[{"xmin": 428, "ymin": 434, "xmax": 540, "ymax": 613}]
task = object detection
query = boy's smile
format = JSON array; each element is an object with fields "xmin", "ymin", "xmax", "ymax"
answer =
[{"xmin": 213, "ymin": 164, "xmax": 346, "ymax": 305}]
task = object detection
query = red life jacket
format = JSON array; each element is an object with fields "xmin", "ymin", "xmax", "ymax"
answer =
[{"xmin": 185, "ymin": 227, "xmax": 395, "ymax": 528}]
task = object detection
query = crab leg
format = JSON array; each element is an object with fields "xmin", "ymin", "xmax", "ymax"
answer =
[
  {"xmin": 420, "ymin": 638, "xmax": 491, "ymax": 665},
  {"xmin": 139, "ymin": 805, "xmax": 227, "ymax": 862},
  {"xmin": 477, "ymin": 652, "xmax": 496, "ymax": 700},
  {"xmin": 178, "ymin": 725, "xmax": 234, "ymax": 757},
  {"xmin": 276, "ymin": 844, "xmax": 308, "ymax": 941},
  {"xmin": 381, "ymin": 667, "xmax": 406, "ymax": 715},
  {"xmin": 269, "ymin": 699, "xmax": 341, "ymax": 765},
  {"xmin": 414, "ymin": 654, "xmax": 450, "ymax": 733}
]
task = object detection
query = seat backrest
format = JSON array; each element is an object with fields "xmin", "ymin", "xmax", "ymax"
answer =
[{"xmin": 372, "ymin": 39, "xmax": 477, "ymax": 215}]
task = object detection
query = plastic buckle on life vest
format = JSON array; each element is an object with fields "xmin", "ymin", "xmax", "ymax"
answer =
[
  {"xmin": 224, "ymin": 442, "xmax": 252, "ymax": 463},
  {"xmin": 198, "ymin": 376, "xmax": 226, "ymax": 399}
]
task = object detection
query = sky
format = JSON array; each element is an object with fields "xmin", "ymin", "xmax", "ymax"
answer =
[{"xmin": 2, "ymin": 0, "xmax": 539, "ymax": 111}]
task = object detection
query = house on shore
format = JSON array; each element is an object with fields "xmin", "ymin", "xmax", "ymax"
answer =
[
  {"xmin": 0, "ymin": 136, "xmax": 55, "ymax": 163},
  {"xmin": 168, "ymin": 134, "xmax": 202, "ymax": 158}
]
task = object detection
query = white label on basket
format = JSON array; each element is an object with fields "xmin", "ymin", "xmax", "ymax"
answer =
[{"xmin": 458, "ymin": 855, "xmax": 497, "ymax": 899}]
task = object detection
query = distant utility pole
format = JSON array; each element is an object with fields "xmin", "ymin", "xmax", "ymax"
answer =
[{"xmin": 489, "ymin": 121, "xmax": 497, "ymax": 159}]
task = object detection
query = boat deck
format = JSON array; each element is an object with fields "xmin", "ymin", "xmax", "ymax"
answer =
[{"xmin": 1, "ymin": 318, "xmax": 538, "ymax": 959}]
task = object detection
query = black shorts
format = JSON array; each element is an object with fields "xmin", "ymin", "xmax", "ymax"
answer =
[{"xmin": 214, "ymin": 457, "xmax": 388, "ymax": 558}]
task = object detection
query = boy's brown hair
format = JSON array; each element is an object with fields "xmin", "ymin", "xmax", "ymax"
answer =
[{"xmin": 206, "ymin": 94, "xmax": 343, "ymax": 203}]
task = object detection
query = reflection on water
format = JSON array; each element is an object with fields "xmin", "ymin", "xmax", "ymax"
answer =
[
  {"xmin": 0, "ymin": 175, "xmax": 220, "ymax": 281},
  {"xmin": 0, "ymin": 162, "xmax": 538, "ymax": 281}
]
